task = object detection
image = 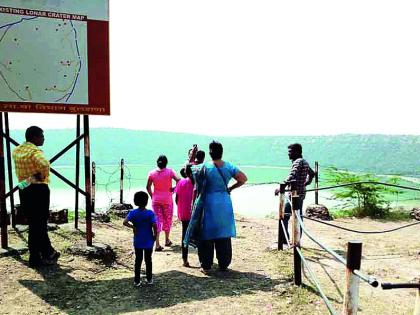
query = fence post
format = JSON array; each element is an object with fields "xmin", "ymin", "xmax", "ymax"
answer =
[
  {"xmin": 315, "ymin": 161, "xmax": 319, "ymax": 205},
  {"xmin": 4, "ymin": 113, "xmax": 15, "ymax": 228},
  {"xmin": 92, "ymin": 162, "xmax": 96, "ymax": 213},
  {"xmin": 120, "ymin": 159, "xmax": 124, "ymax": 204},
  {"xmin": 278, "ymin": 183, "xmax": 286, "ymax": 250},
  {"xmin": 343, "ymin": 241, "xmax": 362, "ymax": 315},
  {"xmin": 83, "ymin": 115, "xmax": 93, "ymax": 246},
  {"xmin": 415, "ymin": 278, "xmax": 420, "ymax": 315},
  {"xmin": 290, "ymin": 179, "xmax": 302, "ymax": 286}
]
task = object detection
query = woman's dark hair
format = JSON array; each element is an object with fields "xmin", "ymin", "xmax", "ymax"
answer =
[
  {"xmin": 134, "ymin": 191, "xmax": 148, "ymax": 208},
  {"xmin": 209, "ymin": 141, "xmax": 223, "ymax": 160},
  {"xmin": 156, "ymin": 155, "xmax": 168, "ymax": 169},
  {"xmin": 180, "ymin": 167, "xmax": 187, "ymax": 178},
  {"xmin": 196, "ymin": 150, "xmax": 205, "ymax": 163}
]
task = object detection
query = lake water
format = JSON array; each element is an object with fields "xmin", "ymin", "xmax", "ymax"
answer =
[{"xmin": 7, "ymin": 164, "xmax": 419, "ymax": 218}]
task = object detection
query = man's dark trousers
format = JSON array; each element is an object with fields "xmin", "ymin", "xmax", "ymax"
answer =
[
  {"xmin": 282, "ymin": 196, "xmax": 304, "ymax": 243},
  {"xmin": 20, "ymin": 184, "xmax": 54, "ymax": 264}
]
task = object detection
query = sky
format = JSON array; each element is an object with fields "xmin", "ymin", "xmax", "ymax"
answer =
[{"xmin": 6, "ymin": 0, "xmax": 420, "ymax": 136}]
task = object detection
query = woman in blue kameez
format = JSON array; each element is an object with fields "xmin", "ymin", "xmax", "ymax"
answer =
[{"xmin": 184, "ymin": 141, "xmax": 247, "ymax": 273}]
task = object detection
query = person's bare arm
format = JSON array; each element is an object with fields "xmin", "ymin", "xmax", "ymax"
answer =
[
  {"xmin": 146, "ymin": 178, "xmax": 153, "ymax": 199},
  {"xmin": 191, "ymin": 189, "xmax": 197, "ymax": 210},
  {"xmin": 305, "ymin": 166, "xmax": 315, "ymax": 186},
  {"xmin": 123, "ymin": 217, "xmax": 132, "ymax": 228},
  {"xmin": 123, "ymin": 217, "xmax": 136, "ymax": 234},
  {"xmin": 152, "ymin": 223, "xmax": 157, "ymax": 241},
  {"xmin": 173, "ymin": 174, "xmax": 181, "ymax": 183},
  {"xmin": 228, "ymin": 171, "xmax": 247, "ymax": 193}
]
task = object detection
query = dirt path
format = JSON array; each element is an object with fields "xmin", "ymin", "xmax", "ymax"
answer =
[{"xmin": 0, "ymin": 216, "xmax": 418, "ymax": 314}]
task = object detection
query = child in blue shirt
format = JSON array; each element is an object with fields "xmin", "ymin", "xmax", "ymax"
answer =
[{"xmin": 124, "ymin": 191, "xmax": 157, "ymax": 286}]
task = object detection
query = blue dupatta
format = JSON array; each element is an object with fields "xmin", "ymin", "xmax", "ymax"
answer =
[{"xmin": 183, "ymin": 164, "xmax": 206, "ymax": 248}]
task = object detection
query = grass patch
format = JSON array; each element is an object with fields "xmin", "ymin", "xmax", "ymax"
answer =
[
  {"xmin": 330, "ymin": 207, "xmax": 412, "ymax": 221},
  {"xmin": 329, "ymin": 208, "xmax": 354, "ymax": 219},
  {"xmin": 68, "ymin": 210, "xmax": 86, "ymax": 222},
  {"xmin": 378, "ymin": 209, "xmax": 412, "ymax": 221}
]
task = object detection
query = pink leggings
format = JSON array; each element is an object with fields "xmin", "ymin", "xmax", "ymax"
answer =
[{"xmin": 152, "ymin": 202, "xmax": 173, "ymax": 232}]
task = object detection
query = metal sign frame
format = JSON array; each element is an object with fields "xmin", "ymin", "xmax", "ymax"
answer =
[{"xmin": 0, "ymin": 112, "xmax": 93, "ymax": 249}]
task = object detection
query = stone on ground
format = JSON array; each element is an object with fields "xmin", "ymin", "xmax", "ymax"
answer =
[
  {"xmin": 305, "ymin": 204, "xmax": 333, "ymax": 220},
  {"xmin": 66, "ymin": 242, "xmax": 116, "ymax": 263},
  {"xmin": 410, "ymin": 208, "xmax": 420, "ymax": 221}
]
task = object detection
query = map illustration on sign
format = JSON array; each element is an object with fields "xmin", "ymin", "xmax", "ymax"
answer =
[{"xmin": 0, "ymin": 12, "xmax": 88, "ymax": 104}]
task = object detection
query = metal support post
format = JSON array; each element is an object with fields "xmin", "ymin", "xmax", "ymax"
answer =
[
  {"xmin": 92, "ymin": 162, "xmax": 96, "ymax": 213},
  {"xmin": 315, "ymin": 161, "xmax": 319, "ymax": 205},
  {"xmin": 83, "ymin": 115, "xmax": 93, "ymax": 246},
  {"xmin": 278, "ymin": 183, "xmax": 286, "ymax": 250},
  {"xmin": 75, "ymin": 115, "xmax": 80, "ymax": 229},
  {"xmin": 415, "ymin": 278, "xmax": 420, "ymax": 315},
  {"xmin": 0, "ymin": 113, "xmax": 8, "ymax": 249},
  {"xmin": 4, "ymin": 113, "xmax": 15, "ymax": 228},
  {"xmin": 120, "ymin": 158, "xmax": 124, "ymax": 204},
  {"xmin": 343, "ymin": 241, "xmax": 362, "ymax": 315},
  {"xmin": 292, "ymin": 194, "xmax": 302, "ymax": 286}
]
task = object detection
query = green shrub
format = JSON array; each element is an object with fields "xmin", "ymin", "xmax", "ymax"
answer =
[{"xmin": 326, "ymin": 168, "xmax": 401, "ymax": 218}]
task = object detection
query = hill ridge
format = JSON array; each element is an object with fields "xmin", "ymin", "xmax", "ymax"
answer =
[{"xmin": 8, "ymin": 129, "xmax": 420, "ymax": 175}]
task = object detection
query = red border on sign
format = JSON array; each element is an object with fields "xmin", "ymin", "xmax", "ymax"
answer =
[
  {"xmin": 0, "ymin": 18, "xmax": 110, "ymax": 116},
  {"xmin": 87, "ymin": 20, "xmax": 110, "ymax": 115}
]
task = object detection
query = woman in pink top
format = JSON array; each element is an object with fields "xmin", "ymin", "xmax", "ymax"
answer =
[
  {"xmin": 147, "ymin": 155, "xmax": 180, "ymax": 251},
  {"xmin": 174, "ymin": 165, "xmax": 194, "ymax": 267}
]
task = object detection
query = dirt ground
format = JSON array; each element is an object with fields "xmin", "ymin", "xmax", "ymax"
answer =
[{"xmin": 0, "ymin": 215, "xmax": 419, "ymax": 315}]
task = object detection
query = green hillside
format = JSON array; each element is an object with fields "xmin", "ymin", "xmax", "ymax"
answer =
[{"xmin": 7, "ymin": 129, "xmax": 420, "ymax": 175}]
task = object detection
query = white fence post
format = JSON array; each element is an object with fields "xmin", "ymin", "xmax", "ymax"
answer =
[{"xmin": 343, "ymin": 241, "xmax": 362, "ymax": 315}]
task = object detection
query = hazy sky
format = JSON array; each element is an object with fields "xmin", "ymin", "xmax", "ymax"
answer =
[{"xmin": 7, "ymin": 0, "xmax": 420, "ymax": 136}]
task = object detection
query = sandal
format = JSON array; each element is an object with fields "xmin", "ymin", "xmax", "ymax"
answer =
[
  {"xmin": 183, "ymin": 261, "xmax": 190, "ymax": 268},
  {"xmin": 165, "ymin": 241, "xmax": 173, "ymax": 247},
  {"xmin": 155, "ymin": 246, "xmax": 163, "ymax": 252},
  {"xmin": 200, "ymin": 268, "xmax": 210, "ymax": 275}
]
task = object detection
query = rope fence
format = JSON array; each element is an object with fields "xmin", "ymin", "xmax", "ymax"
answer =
[
  {"xmin": 302, "ymin": 215, "xmax": 420, "ymax": 234},
  {"xmin": 276, "ymin": 180, "xmax": 420, "ymax": 315}
]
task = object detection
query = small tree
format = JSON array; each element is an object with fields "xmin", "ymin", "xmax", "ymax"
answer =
[{"xmin": 326, "ymin": 168, "xmax": 401, "ymax": 218}]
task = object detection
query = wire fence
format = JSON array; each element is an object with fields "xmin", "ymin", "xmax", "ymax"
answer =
[{"xmin": 91, "ymin": 161, "xmax": 420, "ymax": 210}]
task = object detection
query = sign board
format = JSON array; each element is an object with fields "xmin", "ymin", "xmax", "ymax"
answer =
[{"xmin": 0, "ymin": 0, "xmax": 110, "ymax": 115}]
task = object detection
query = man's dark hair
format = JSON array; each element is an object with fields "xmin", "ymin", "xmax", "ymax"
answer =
[
  {"xmin": 134, "ymin": 191, "xmax": 148, "ymax": 208},
  {"xmin": 25, "ymin": 126, "xmax": 43, "ymax": 141},
  {"xmin": 209, "ymin": 141, "xmax": 223, "ymax": 160},
  {"xmin": 196, "ymin": 150, "xmax": 205, "ymax": 163},
  {"xmin": 288, "ymin": 143, "xmax": 302, "ymax": 155},
  {"xmin": 156, "ymin": 155, "xmax": 168, "ymax": 169}
]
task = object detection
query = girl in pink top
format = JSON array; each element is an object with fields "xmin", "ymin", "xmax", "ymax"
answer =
[
  {"xmin": 147, "ymin": 155, "xmax": 180, "ymax": 251},
  {"xmin": 174, "ymin": 165, "xmax": 194, "ymax": 266}
]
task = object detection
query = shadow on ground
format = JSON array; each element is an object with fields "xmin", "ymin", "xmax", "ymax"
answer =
[{"xmin": 17, "ymin": 259, "xmax": 280, "ymax": 314}]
